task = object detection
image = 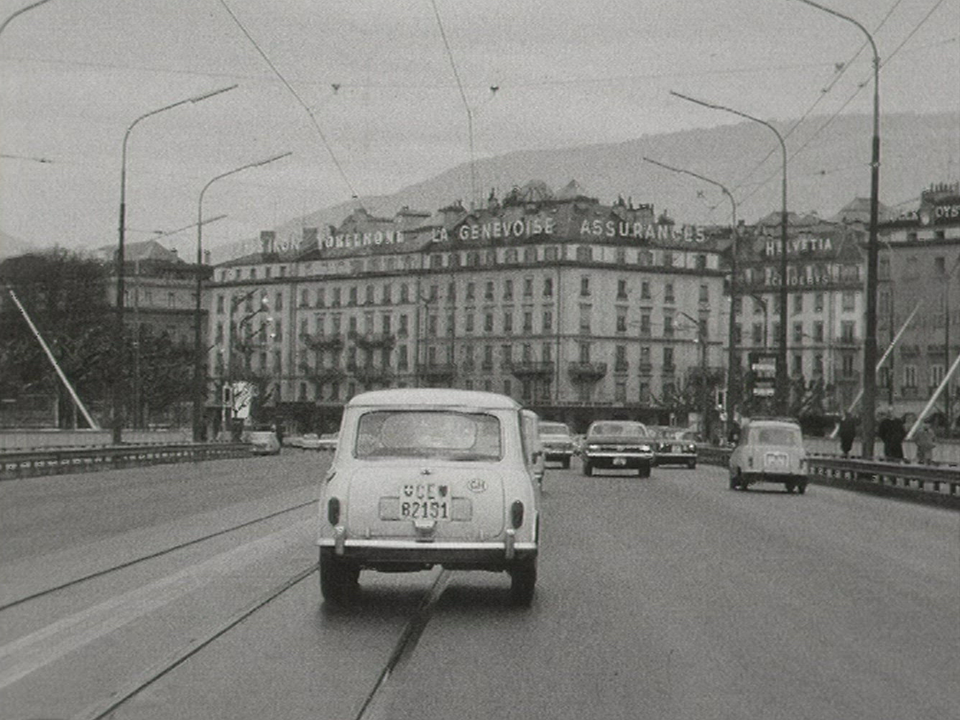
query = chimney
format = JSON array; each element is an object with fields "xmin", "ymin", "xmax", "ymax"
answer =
[{"xmin": 260, "ymin": 231, "xmax": 276, "ymax": 254}]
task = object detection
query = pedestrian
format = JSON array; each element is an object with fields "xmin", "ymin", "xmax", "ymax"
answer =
[
  {"xmin": 876, "ymin": 408, "xmax": 894, "ymax": 459},
  {"xmin": 838, "ymin": 413, "xmax": 857, "ymax": 458},
  {"xmin": 914, "ymin": 419, "xmax": 936, "ymax": 465},
  {"xmin": 886, "ymin": 413, "xmax": 906, "ymax": 462}
]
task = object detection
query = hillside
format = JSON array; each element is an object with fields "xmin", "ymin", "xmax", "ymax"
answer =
[{"xmin": 214, "ymin": 111, "xmax": 959, "ymax": 263}]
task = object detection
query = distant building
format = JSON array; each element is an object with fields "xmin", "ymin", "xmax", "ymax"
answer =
[
  {"xmin": 728, "ymin": 212, "xmax": 867, "ymax": 416},
  {"xmin": 878, "ymin": 182, "xmax": 960, "ymax": 431},
  {"xmin": 99, "ymin": 239, "xmax": 210, "ymax": 347},
  {"xmin": 207, "ymin": 180, "xmax": 729, "ymax": 434}
]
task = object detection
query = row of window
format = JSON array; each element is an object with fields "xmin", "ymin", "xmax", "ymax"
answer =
[
  {"xmin": 219, "ymin": 244, "xmax": 715, "ymax": 284},
  {"xmin": 214, "ymin": 275, "xmax": 716, "ymax": 315},
  {"xmin": 737, "ymin": 291, "xmax": 858, "ymax": 316}
]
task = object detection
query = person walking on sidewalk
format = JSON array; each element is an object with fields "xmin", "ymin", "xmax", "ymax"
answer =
[
  {"xmin": 838, "ymin": 413, "xmax": 857, "ymax": 458},
  {"xmin": 914, "ymin": 419, "xmax": 936, "ymax": 465}
]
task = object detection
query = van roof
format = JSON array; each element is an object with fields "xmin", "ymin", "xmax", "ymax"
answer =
[{"xmin": 345, "ymin": 388, "xmax": 522, "ymax": 410}]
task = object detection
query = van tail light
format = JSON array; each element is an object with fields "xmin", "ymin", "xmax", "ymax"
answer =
[
  {"xmin": 510, "ymin": 500, "xmax": 524, "ymax": 529},
  {"xmin": 328, "ymin": 497, "xmax": 341, "ymax": 525}
]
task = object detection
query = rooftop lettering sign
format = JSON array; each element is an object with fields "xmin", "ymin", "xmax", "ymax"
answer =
[
  {"xmin": 321, "ymin": 229, "xmax": 406, "ymax": 251},
  {"xmin": 452, "ymin": 216, "xmax": 556, "ymax": 242},
  {"xmin": 579, "ymin": 220, "xmax": 706, "ymax": 243},
  {"xmin": 763, "ymin": 236, "xmax": 834, "ymax": 256}
]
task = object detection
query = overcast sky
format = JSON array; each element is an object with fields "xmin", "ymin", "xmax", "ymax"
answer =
[{"xmin": 1, "ymin": 0, "xmax": 958, "ymax": 258}]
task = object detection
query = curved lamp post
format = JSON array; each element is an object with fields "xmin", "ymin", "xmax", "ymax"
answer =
[
  {"xmin": 791, "ymin": 0, "xmax": 882, "ymax": 455},
  {"xmin": 670, "ymin": 90, "xmax": 789, "ymax": 416},
  {"xmin": 643, "ymin": 157, "xmax": 739, "ymax": 437},
  {"xmin": 192, "ymin": 152, "xmax": 292, "ymax": 442},
  {"xmin": 0, "ymin": 0, "xmax": 55, "ymax": 39},
  {"xmin": 112, "ymin": 84, "xmax": 237, "ymax": 444}
]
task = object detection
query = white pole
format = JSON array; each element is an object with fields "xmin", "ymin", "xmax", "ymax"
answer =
[
  {"xmin": 907, "ymin": 350, "xmax": 960, "ymax": 440},
  {"xmin": 6, "ymin": 286, "xmax": 100, "ymax": 430}
]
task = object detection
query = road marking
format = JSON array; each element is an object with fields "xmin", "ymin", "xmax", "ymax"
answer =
[{"xmin": 0, "ymin": 521, "xmax": 310, "ymax": 691}]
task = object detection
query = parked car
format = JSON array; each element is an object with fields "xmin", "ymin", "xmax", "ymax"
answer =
[
  {"xmin": 653, "ymin": 431, "xmax": 698, "ymax": 469},
  {"xmin": 245, "ymin": 425, "xmax": 281, "ymax": 456},
  {"xmin": 728, "ymin": 417, "xmax": 808, "ymax": 493},
  {"xmin": 581, "ymin": 420, "xmax": 655, "ymax": 477},
  {"xmin": 317, "ymin": 432, "xmax": 339, "ymax": 452},
  {"xmin": 285, "ymin": 434, "xmax": 304, "ymax": 449},
  {"xmin": 538, "ymin": 421, "xmax": 576, "ymax": 469},
  {"xmin": 301, "ymin": 433, "xmax": 322, "ymax": 450},
  {"xmin": 317, "ymin": 389, "xmax": 541, "ymax": 606},
  {"xmin": 522, "ymin": 408, "xmax": 545, "ymax": 488}
]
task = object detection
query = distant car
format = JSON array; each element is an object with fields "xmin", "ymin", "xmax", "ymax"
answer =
[
  {"xmin": 317, "ymin": 389, "xmax": 541, "ymax": 606},
  {"xmin": 581, "ymin": 420, "xmax": 654, "ymax": 477},
  {"xmin": 653, "ymin": 432, "xmax": 698, "ymax": 469},
  {"xmin": 286, "ymin": 435, "xmax": 304, "ymax": 448},
  {"xmin": 728, "ymin": 418, "xmax": 808, "ymax": 493},
  {"xmin": 301, "ymin": 433, "xmax": 322, "ymax": 450},
  {"xmin": 246, "ymin": 426, "xmax": 281, "ymax": 456},
  {"xmin": 317, "ymin": 432, "xmax": 339, "ymax": 451},
  {"xmin": 538, "ymin": 421, "xmax": 575, "ymax": 469}
]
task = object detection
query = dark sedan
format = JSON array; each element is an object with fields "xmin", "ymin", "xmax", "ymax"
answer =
[{"xmin": 581, "ymin": 420, "xmax": 655, "ymax": 477}]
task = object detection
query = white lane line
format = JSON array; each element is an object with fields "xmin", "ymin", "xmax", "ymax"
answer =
[{"xmin": 0, "ymin": 520, "xmax": 310, "ymax": 691}]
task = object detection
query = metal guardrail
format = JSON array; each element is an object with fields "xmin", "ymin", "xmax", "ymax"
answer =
[
  {"xmin": 0, "ymin": 442, "xmax": 251, "ymax": 481},
  {"xmin": 695, "ymin": 444, "xmax": 960, "ymax": 510}
]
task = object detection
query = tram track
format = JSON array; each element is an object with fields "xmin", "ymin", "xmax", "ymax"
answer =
[
  {"xmin": 65, "ymin": 568, "xmax": 451, "ymax": 720},
  {"xmin": 0, "ymin": 498, "xmax": 317, "ymax": 613},
  {"xmin": 72, "ymin": 563, "xmax": 320, "ymax": 720}
]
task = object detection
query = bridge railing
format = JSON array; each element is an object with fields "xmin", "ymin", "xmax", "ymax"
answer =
[
  {"xmin": 0, "ymin": 443, "xmax": 251, "ymax": 481},
  {"xmin": 695, "ymin": 444, "xmax": 960, "ymax": 509}
]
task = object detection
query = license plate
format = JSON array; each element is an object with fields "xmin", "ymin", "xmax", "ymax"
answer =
[
  {"xmin": 401, "ymin": 499, "xmax": 449, "ymax": 520},
  {"xmin": 613, "ymin": 457, "xmax": 627, "ymax": 466},
  {"xmin": 765, "ymin": 453, "xmax": 787, "ymax": 468}
]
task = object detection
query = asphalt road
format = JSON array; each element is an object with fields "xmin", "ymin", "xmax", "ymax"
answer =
[{"xmin": 0, "ymin": 453, "xmax": 956, "ymax": 719}]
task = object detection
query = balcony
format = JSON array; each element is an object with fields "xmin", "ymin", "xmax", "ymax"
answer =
[
  {"xmin": 302, "ymin": 365, "xmax": 346, "ymax": 385},
  {"xmin": 354, "ymin": 364, "xmax": 394, "ymax": 385},
  {"xmin": 300, "ymin": 333, "xmax": 344, "ymax": 353},
  {"xmin": 419, "ymin": 363, "xmax": 457, "ymax": 382},
  {"xmin": 506, "ymin": 361, "xmax": 555, "ymax": 379},
  {"xmin": 567, "ymin": 361, "xmax": 607, "ymax": 383},
  {"xmin": 350, "ymin": 331, "xmax": 396, "ymax": 350},
  {"xmin": 837, "ymin": 371, "xmax": 861, "ymax": 384},
  {"xmin": 638, "ymin": 362, "xmax": 653, "ymax": 375},
  {"xmin": 613, "ymin": 361, "xmax": 629, "ymax": 374}
]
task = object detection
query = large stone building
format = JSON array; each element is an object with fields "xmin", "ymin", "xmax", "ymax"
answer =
[
  {"xmin": 878, "ymin": 182, "xmax": 960, "ymax": 432},
  {"xmin": 730, "ymin": 212, "xmax": 867, "ymax": 417},
  {"xmin": 207, "ymin": 181, "xmax": 729, "ymax": 434}
]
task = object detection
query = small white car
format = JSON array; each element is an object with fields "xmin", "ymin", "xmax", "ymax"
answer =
[
  {"xmin": 317, "ymin": 389, "xmax": 542, "ymax": 606},
  {"xmin": 245, "ymin": 426, "xmax": 281, "ymax": 455},
  {"xmin": 317, "ymin": 432, "xmax": 339, "ymax": 452},
  {"xmin": 300, "ymin": 433, "xmax": 322, "ymax": 450},
  {"xmin": 538, "ymin": 421, "xmax": 576, "ymax": 469},
  {"xmin": 728, "ymin": 418, "xmax": 808, "ymax": 493}
]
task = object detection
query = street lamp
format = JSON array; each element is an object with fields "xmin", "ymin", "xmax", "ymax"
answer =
[
  {"xmin": 0, "ymin": 0, "xmax": 55, "ymax": 39},
  {"xmin": 791, "ymin": 0, "xmax": 881, "ymax": 455},
  {"xmin": 678, "ymin": 310, "xmax": 711, "ymax": 440},
  {"xmin": 642, "ymin": 157, "xmax": 739, "ymax": 438},
  {"xmin": 670, "ymin": 90, "xmax": 789, "ymax": 416},
  {"xmin": 113, "ymin": 83, "xmax": 237, "ymax": 445},
  {"xmin": 192, "ymin": 152, "xmax": 292, "ymax": 441}
]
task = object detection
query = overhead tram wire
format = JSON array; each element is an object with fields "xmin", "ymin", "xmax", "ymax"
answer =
[
  {"xmin": 733, "ymin": 0, "xmax": 950, "ymax": 211},
  {"xmin": 429, "ymin": 0, "xmax": 478, "ymax": 208},
  {"xmin": 726, "ymin": 0, "xmax": 905, "ymax": 205},
  {"xmin": 215, "ymin": 0, "xmax": 361, "ymax": 203}
]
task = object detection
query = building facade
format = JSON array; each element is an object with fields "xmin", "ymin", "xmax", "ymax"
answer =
[
  {"xmin": 731, "ymin": 212, "xmax": 867, "ymax": 417},
  {"xmin": 207, "ymin": 181, "xmax": 729, "ymax": 434},
  {"xmin": 878, "ymin": 182, "xmax": 960, "ymax": 432}
]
